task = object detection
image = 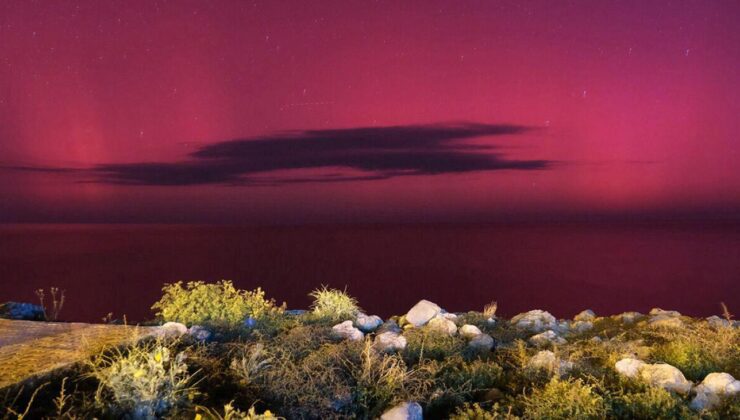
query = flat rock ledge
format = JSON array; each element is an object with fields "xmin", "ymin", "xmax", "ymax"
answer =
[{"xmin": 0, "ymin": 319, "xmax": 159, "ymax": 389}]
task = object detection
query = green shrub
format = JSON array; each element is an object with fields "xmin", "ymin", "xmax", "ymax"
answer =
[
  {"xmin": 402, "ymin": 328, "xmax": 465, "ymax": 365},
  {"xmin": 649, "ymin": 325, "xmax": 739, "ymax": 381},
  {"xmin": 523, "ymin": 377, "xmax": 606, "ymax": 420},
  {"xmin": 450, "ymin": 402, "xmax": 519, "ymax": 420},
  {"xmin": 607, "ymin": 385, "xmax": 692, "ymax": 419},
  {"xmin": 151, "ymin": 281, "xmax": 283, "ymax": 327},
  {"xmin": 195, "ymin": 403, "xmax": 281, "ymax": 419},
  {"xmin": 308, "ymin": 286, "xmax": 360, "ymax": 321},
  {"xmin": 88, "ymin": 340, "xmax": 198, "ymax": 418}
]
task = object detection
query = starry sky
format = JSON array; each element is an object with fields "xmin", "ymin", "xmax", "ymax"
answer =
[{"xmin": 1, "ymin": 0, "xmax": 739, "ymax": 224}]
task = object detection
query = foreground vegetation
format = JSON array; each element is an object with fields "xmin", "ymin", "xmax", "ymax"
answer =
[{"xmin": 1, "ymin": 281, "xmax": 738, "ymax": 419}]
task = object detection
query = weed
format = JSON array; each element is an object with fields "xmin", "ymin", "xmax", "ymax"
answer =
[{"xmin": 308, "ymin": 286, "xmax": 360, "ymax": 321}]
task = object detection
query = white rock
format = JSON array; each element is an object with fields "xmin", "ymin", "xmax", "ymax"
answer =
[
  {"xmin": 405, "ymin": 300, "xmax": 442, "ymax": 327},
  {"xmin": 459, "ymin": 324, "xmax": 483, "ymax": 338},
  {"xmin": 528, "ymin": 330, "xmax": 567, "ymax": 347},
  {"xmin": 427, "ymin": 317, "xmax": 457, "ymax": 336},
  {"xmin": 571, "ymin": 321, "xmax": 594, "ymax": 334},
  {"xmin": 468, "ymin": 334, "xmax": 495, "ymax": 352},
  {"xmin": 648, "ymin": 315, "xmax": 684, "ymax": 329},
  {"xmin": 528, "ymin": 350, "xmax": 573, "ymax": 375},
  {"xmin": 510, "ymin": 310, "xmax": 558, "ymax": 333},
  {"xmin": 615, "ymin": 358, "xmax": 647, "ymax": 378},
  {"xmin": 619, "ymin": 312, "xmax": 643, "ymax": 324},
  {"xmin": 691, "ymin": 373, "xmax": 740, "ymax": 411},
  {"xmin": 331, "ymin": 320, "xmax": 364, "ymax": 341},
  {"xmin": 706, "ymin": 315, "xmax": 732, "ymax": 329},
  {"xmin": 380, "ymin": 401, "xmax": 423, "ymax": 420},
  {"xmin": 156, "ymin": 321, "xmax": 188, "ymax": 338},
  {"xmin": 574, "ymin": 309, "xmax": 596, "ymax": 322},
  {"xmin": 649, "ymin": 308, "xmax": 681, "ymax": 317},
  {"xmin": 486, "ymin": 317, "xmax": 496, "ymax": 326},
  {"xmin": 374, "ymin": 331, "xmax": 407, "ymax": 353},
  {"xmin": 187, "ymin": 325, "xmax": 212, "ymax": 341},
  {"xmin": 640, "ymin": 363, "xmax": 692, "ymax": 394},
  {"xmin": 355, "ymin": 313, "xmax": 383, "ymax": 333},
  {"xmin": 441, "ymin": 312, "xmax": 458, "ymax": 321}
]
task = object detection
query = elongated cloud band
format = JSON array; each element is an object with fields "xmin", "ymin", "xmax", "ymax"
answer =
[{"xmin": 5, "ymin": 122, "xmax": 551, "ymax": 186}]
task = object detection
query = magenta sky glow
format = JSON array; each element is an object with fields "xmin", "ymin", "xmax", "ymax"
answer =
[{"xmin": 1, "ymin": 1, "xmax": 739, "ymax": 223}]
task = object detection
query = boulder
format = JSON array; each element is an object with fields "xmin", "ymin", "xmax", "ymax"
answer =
[
  {"xmin": 615, "ymin": 358, "xmax": 646, "ymax": 378},
  {"xmin": 355, "ymin": 313, "xmax": 383, "ymax": 333},
  {"xmin": 187, "ymin": 325, "xmax": 212, "ymax": 342},
  {"xmin": 331, "ymin": 320, "xmax": 364, "ymax": 341},
  {"xmin": 156, "ymin": 321, "xmax": 188, "ymax": 338},
  {"xmin": 690, "ymin": 373, "xmax": 740, "ymax": 411},
  {"xmin": 405, "ymin": 300, "xmax": 442, "ymax": 327},
  {"xmin": 571, "ymin": 320, "xmax": 593, "ymax": 334},
  {"xmin": 468, "ymin": 333, "xmax": 495, "ymax": 352},
  {"xmin": 459, "ymin": 324, "xmax": 483, "ymax": 338},
  {"xmin": 380, "ymin": 401, "xmax": 423, "ymax": 420},
  {"xmin": 647, "ymin": 315, "xmax": 684, "ymax": 329},
  {"xmin": 528, "ymin": 330, "xmax": 567, "ymax": 347},
  {"xmin": 619, "ymin": 312, "xmax": 643, "ymax": 324},
  {"xmin": 528, "ymin": 350, "xmax": 573, "ymax": 375},
  {"xmin": 374, "ymin": 331, "xmax": 407, "ymax": 353},
  {"xmin": 427, "ymin": 317, "xmax": 457, "ymax": 336},
  {"xmin": 615, "ymin": 358, "xmax": 692, "ymax": 394},
  {"xmin": 510, "ymin": 310, "xmax": 558, "ymax": 333},
  {"xmin": 574, "ymin": 309, "xmax": 596, "ymax": 322},
  {"xmin": 0, "ymin": 302, "xmax": 45, "ymax": 321},
  {"xmin": 649, "ymin": 308, "xmax": 681, "ymax": 317},
  {"xmin": 705, "ymin": 315, "xmax": 734, "ymax": 329},
  {"xmin": 640, "ymin": 363, "xmax": 693, "ymax": 394}
]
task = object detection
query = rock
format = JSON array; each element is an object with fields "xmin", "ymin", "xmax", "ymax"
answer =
[
  {"xmin": 486, "ymin": 317, "xmax": 496, "ymax": 326},
  {"xmin": 615, "ymin": 358, "xmax": 646, "ymax": 378},
  {"xmin": 468, "ymin": 333, "xmax": 495, "ymax": 352},
  {"xmin": 590, "ymin": 336, "xmax": 603, "ymax": 343},
  {"xmin": 243, "ymin": 317, "xmax": 257, "ymax": 329},
  {"xmin": 380, "ymin": 401, "xmax": 423, "ymax": 420},
  {"xmin": 187, "ymin": 325, "xmax": 212, "ymax": 342},
  {"xmin": 377, "ymin": 320, "xmax": 403, "ymax": 334},
  {"xmin": 374, "ymin": 331, "xmax": 407, "ymax": 353},
  {"xmin": 459, "ymin": 324, "xmax": 483, "ymax": 338},
  {"xmin": 405, "ymin": 300, "xmax": 442, "ymax": 327},
  {"xmin": 619, "ymin": 312, "xmax": 644, "ymax": 324},
  {"xmin": 156, "ymin": 321, "xmax": 188, "ymax": 338},
  {"xmin": 640, "ymin": 363, "xmax": 693, "ymax": 394},
  {"xmin": 510, "ymin": 310, "xmax": 558, "ymax": 333},
  {"xmin": 0, "ymin": 302, "xmax": 45, "ymax": 321},
  {"xmin": 649, "ymin": 308, "xmax": 681, "ymax": 317},
  {"xmin": 355, "ymin": 313, "xmax": 383, "ymax": 333},
  {"xmin": 440, "ymin": 312, "xmax": 458, "ymax": 321},
  {"xmin": 528, "ymin": 330, "xmax": 567, "ymax": 347},
  {"xmin": 427, "ymin": 317, "xmax": 457, "ymax": 336},
  {"xmin": 615, "ymin": 358, "xmax": 692, "ymax": 394},
  {"xmin": 331, "ymin": 320, "xmax": 364, "ymax": 341},
  {"xmin": 647, "ymin": 315, "xmax": 684, "ymax": 329},
  {"xmin": 705, "ymin": 315, "xmax": 733, "ymax": 329},
  {"xmin": 574, "ymin": 309, "xmax": 596, "ymax": 322},
  {"xmin": 528, "ymin": 350, "xmax": 573, "ymax": 375},
  {"xmin": 571, "ymin": 321, "xmax": 594, "ymax": 334},
  {"xmin": 691, "ymin": 373, "xmax": 740, "ymax": 411}
]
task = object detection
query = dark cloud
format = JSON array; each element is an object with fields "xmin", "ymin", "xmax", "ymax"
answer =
[{"xmin": 6, "ymin": 122, "xmax": 551, "ymax": 185}]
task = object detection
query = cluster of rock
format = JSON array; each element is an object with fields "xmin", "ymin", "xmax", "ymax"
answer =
[
  {"xmin": 615, "ymin": 357, "xmax": 739, "ymax": 410},
  {"xmin": 0, "ymin": 301, "xmax": 45, "ymax": 321},
  {"xmin": 330, "ymin": 299, "xmax": 496, "ymax": 355}
]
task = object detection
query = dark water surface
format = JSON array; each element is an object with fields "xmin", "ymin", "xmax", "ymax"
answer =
[{"xmin": 1, "ymin": 223, "xmax": 738, "ymax": 323}]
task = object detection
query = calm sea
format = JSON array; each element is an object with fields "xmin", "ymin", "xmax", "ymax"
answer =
[{"xmin": 1, "ymin": 222, "xmax": 738, "ymax": 323}]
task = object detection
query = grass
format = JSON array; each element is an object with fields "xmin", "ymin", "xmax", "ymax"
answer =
[{"xmin": 3, "ymin": 282, "xmax": 739, "ymax": 419}]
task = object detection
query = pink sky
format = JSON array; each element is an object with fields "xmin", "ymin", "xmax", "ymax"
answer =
[{"xmin": 1, "ymin": 0, "xmax": 739, "ymax": 223}]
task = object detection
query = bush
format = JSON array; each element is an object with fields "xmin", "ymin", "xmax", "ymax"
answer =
[
  {"xmin": 450, "ymin": 402, "xmax": 519, "ymax": 420},
  {"xmin": 195, "ymin": 402, "xmax": 280, "ymax": 419},
  {"xmin": 607, "ymin": 385, "xmax": 692, "ymax": 419},
  {"xmin": 88, "ymin": 340, "xmax": 198, "ymax": 418},
  {"xmin": 523, "ymin": 377, "xmax": 606, "ymax": 420},
  {"xmin": 402, "ymin": 328, "xmax": 465, "ymax": 365},
  {"xmin": 308, "ymin": 286, "xmax": 360, "ymax": 321},
  {"xmin": 151, "ymin": 281, "xmax": 283, "ymax": 327}
]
